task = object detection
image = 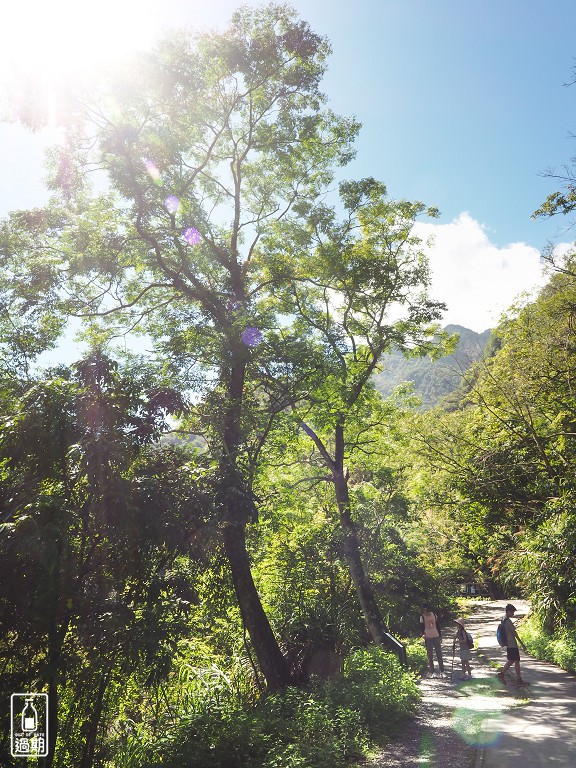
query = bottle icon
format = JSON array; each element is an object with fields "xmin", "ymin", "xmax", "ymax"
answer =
[{"xmin": 21, "ymin": 697, "xmax": 38, "ymax": 732}]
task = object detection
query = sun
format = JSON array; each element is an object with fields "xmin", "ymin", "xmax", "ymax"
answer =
[
  {"xmin": 0, "ymin": 2, "xmax": 241, "ymax": 133},
  {"xmin": 1, "ymin": 0, "xmax": 162, "ymax": 89},
  {"xmin": 0, "ymin": 0, "xmax": 167, "ymax": 130}
]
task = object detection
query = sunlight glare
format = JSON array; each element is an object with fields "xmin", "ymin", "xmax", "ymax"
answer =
[
  {"xmin": 1, "ymin": 0, "xmax": 164, "ymax": 133},
  {"xmin": 2, "ymin": 0, "xmax": 161, "ymax": 85}
]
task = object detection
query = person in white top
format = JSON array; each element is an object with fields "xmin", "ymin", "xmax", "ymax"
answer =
[{"xmin": 420, "ymin": 604, "xmax": 445, "ymax": 676}]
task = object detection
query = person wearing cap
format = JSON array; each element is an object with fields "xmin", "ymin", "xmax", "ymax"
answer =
[
  {"xmin": 452, "ymin": 618, "xmax": 472, "ymax": 680},
  {"xmin": 497, "ymin": 603, "xmax": 529, "ymax": 686}
]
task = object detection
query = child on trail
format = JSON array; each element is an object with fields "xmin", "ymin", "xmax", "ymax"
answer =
[
  {"xmin": 420, "ymin": 605, "xmax": 445, "ymax": 677},
  {"xmin": 497, "ymin": 603, "xmax": 530, "ymax": 687},
  {"xmin": 452, "ymin": 618, "xmax": 472, "ymax": 680}
]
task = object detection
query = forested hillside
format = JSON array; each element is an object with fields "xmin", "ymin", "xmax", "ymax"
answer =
[
  {"xmin": 373, "ymin": 324, "xmax": 492, "ymax": 408},
  {"xmin": 0, "ymin": 5, "xmax": 575, "ymax": 768}
]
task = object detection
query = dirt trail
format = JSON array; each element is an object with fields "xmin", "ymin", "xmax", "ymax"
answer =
[{"xmin": 367, "ymin": 600, "xmax": 531, "ymax": 768}]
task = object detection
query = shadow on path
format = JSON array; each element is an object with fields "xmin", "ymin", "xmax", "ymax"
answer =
[
  {"xmin": 367, "ymin": 600, "xmax": 576, "ymax": 768},
  {"xmin": 472, "ymin": 600, "xmax": 576, "ymax": 768}
]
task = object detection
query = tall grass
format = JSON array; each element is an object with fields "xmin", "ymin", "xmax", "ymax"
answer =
[{"xmin": 106, "ymin": 646, "xmax": 420, "ymax": 768}]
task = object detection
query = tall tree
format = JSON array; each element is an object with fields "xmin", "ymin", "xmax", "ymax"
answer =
[
  {"xmin": 1, "ymin": 5, "xmax": 359, "ymax": 689},
  {"xmin": 260, "ymin": 178, "xmax": 451, "ymax": 645}
]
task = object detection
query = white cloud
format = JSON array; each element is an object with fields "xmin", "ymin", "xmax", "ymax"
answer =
[{"xmin": 415, "ymin": 212, "xmax": 553, "ymax": 332}]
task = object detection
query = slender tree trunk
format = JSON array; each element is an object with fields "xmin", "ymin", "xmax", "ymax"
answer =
[
  {"xmin": 79, "ymin": 670, "xmax": 109, "ymax": 768},
  {"xmin": 218, "ymin": 351, "xmax": 290, "ymax": 691},
  {"xmin": 42, "ymin": 674, "xmax": 58, "ymax": 768},
  {"xmin": 42, "ymin": 609, "xmax": 68, "ymax": 768},
  {"xmin": 298, "ymin": 419, "xmax": 391, "ymax": 647},
  {"xmin": 333, "ymin": 470, "xmax": 390, "ymax": 645},
  {"xmin": 222, "ymin": 520, "xmax": 291, "ymax": 690}
]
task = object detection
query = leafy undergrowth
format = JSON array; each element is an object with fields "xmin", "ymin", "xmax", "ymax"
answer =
[
  {"xmin": 111, "ymin": 646, "xmax": 421, "ymax": 768},
  {"xmin": 521, "ymin": 614, "xmax": 576, "ymax": 672}
]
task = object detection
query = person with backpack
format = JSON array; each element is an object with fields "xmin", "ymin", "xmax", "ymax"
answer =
[
  {"xmin": 452, "ymin": 617, "xmax": 473, "ymax": 680},
  {"xmin": 420, "ymin": 605, "xmax": 445, "ymax": 677},
  {"xmin": 497, "ymin": 603, "xmax": 530, "ymax": 686}
]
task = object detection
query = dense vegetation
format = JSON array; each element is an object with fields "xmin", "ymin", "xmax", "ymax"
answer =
[
  {"xmin": 409, "ymin": 259, "xmax": 576, "ymax": 669},
  {"xmin": 1, "ymin": 4, "xmax": 576, "ymax": 767}
]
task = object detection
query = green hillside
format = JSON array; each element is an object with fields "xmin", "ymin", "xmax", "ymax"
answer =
[{"xmin": 374, "ymin": 324, "xmax": 492, "ymax": 409}]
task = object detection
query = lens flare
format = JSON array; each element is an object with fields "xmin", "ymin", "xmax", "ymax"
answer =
[
  {"xmin": 242, "ymin": 327, "xmax": 263, "ymax": 347},
  {"xmin": 452, "ymin": 706, "xmax": 501, "ymax": 747},
  {"xmin": 450, "ymin": 679, "xmax": 506, "ymax": 747},
  {"xmin": 183, "ymin": 226, "xmax": 201, "ymax": 245},
  {"xmin": 418, "ymin": 733, "xmax": 435, "ymax": 766},
  {"xmin": 144, "ymin": 159, "xmax": 162, "ymax": 185},
  {"xmin": 164, "ymin": 195, "xmax": 181, "ymax": 214}
]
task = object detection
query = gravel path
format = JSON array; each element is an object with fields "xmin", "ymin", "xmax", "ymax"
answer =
[{"xmin": 365, "ymin": 600, "xmax": 530, "ymax": 768}]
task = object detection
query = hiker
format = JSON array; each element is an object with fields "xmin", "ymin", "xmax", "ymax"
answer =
[
  {"xmin": 452, "ymin": 618, "xmax": 472, "ymax": 679},
  {"xmin": 420, "ymin": 605, "xmax": 445, "ymax": 676},
  {"xmin": 497, "ymin": 603, "xmax": 529, "ymax": 686}
]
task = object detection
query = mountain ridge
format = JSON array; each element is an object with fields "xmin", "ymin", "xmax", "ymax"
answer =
[{"xmin": 374, "ymin": 324, "xmax": 492, "ymax": 409}]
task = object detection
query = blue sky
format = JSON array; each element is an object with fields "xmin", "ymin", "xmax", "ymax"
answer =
[{"xmin": 1, "ymin": 0, "xmax": 575, "ymax": 334}]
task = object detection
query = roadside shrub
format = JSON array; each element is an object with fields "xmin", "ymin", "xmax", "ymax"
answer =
[
  {"xmin": 405, "ymin": 637, "xmax": 428, "ymax": 673},
  {"xmin": 122, "ymin": 646, "xmax": 419, "ymax": 768},
  {"xmin": 334, "ymin": 647, "xmax": 419, "ymax": 739},
  {"xmin": 521, "ymin": 614, "xmax": 576, "ymax": 672},
  {"xmin": 551, "ymin": 634, "xmax": 576, "ymax": 671}
]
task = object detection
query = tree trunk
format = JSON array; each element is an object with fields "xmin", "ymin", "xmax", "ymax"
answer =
[
  {"xmin": 298, "ymin": 420, "xmax": 392, "ymax": 647},
  {"xmin": 42, "ymin": 612, "xmax": 66, "ymax": 768},
  {"xmin": 218, "ymin": 351, "xmax": 290, "ymax": 691},
  {"xmin": 42, "ymin": 674, "xmax": 58, "ymax": 768},
  {"xmin": 222, "ymin": 519, "xmax": 291, "ymax": 690},
  {"xmin": 79, "ymin": 670, "xmax": 109, "ymax": 768},
  {"xmin": 333, "ymin": 470, "xmax": 390, "ymax": 645}
]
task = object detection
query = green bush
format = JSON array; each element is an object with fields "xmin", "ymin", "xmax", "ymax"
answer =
[
  {"xmin": 521, "ymin": 614, "xmax": 576, "ymax": 672},
  {"xmin": 405, "ymin": 637, "xmax": 429, "ymax": 673},
  {"xmin": 120, "ymin": 646, "xmax": 419, "ymax": 768},
  {"xmin": 328, "ymin": 647, "xmax": 419, "ymax": 741},
  {"xmin": 549, "ymin": 634, "xmax": 576, "ymax": 671},
  {"xmin": 261, "ymin": 743, "xmax": 318, "ymax": 768}
]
